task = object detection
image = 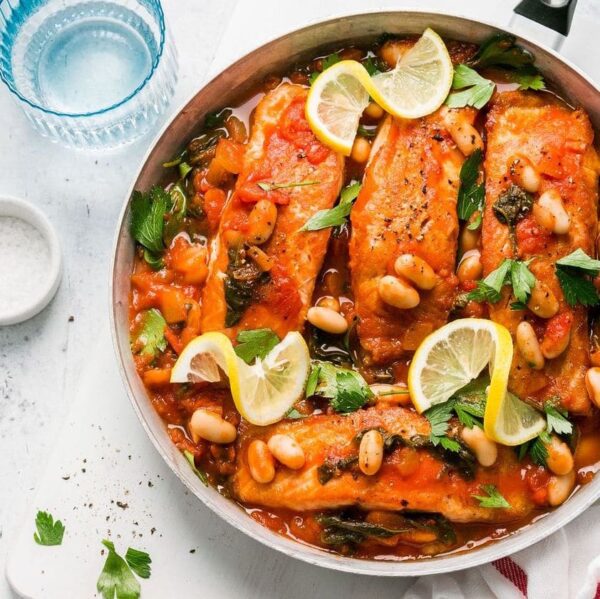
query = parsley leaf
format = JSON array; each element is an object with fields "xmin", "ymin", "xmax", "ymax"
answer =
[
  {"xmin": 309, "ymin": 52, "xmax": 341, "ymax": 84},
  {"xmin": 234, "ymin": 328, "xmax": 279, "ymax": 364},
  {"xmin": 183, "ymin": 450, "xmax": 208, "ymax": 486},
  {"xmin": 556, "ymin": 249, "xmax": 600, "ymax": 274},
  {"xmin": 544, "ymin": 404, "xmax": 573, "ymax": 436},
  {"xmin": 472, "ymin": 484, "xmax": 511, "ymax": 508},
  {"xmin": 130, "ymin": 187, "xmax": 169, "ymax": 256},
  {"xmin": 529, "ymin": 434, "xmax": 550, "ymax": 466},
  {"xmin": 469, "ymin": 34, "xmax": 535, "ymax": 69},
  {"xmin": 556, "ymin": 268, "xmax": 599, "ymax": 307},
  {"xmin": 311, "ymin": 361, "xmax": 372, "ymax": 413},
  {"xmin": 457, "ymin": 149, "xmax": 485, "ymax": 222},
  {"xmin": 125, "ymin": 548, "xmax": 152, "ymax": 579},
  {"xmin": 363, "ymin": 56, "xmax": 383, "ymax": 76},
  {"xmin": 424, "ymin": 401, "xmax": 458, "ymax": 450},
  {"xmin": 97, "ymin": 540, "xmax": 142, "ymax": 599},
  {"xmin": 305, "ymin": 365, "xmax": 321, "ymax": 397},
  {"xmin": 285, "ymin": 408, "xmax": 306, "ymax": 419},
  {"xmin": 509, "ymin": 66, "xmax": 546, "ymax": 91},
  {"xmin": 510, "ymin": 260, "xmax": 536, "ymax": 304},
  {"xmin": 134, "ymin": 309, "xmax": 167, "ymax": 358},
  {"xmin": 468, "ymin": 259, "xmax": 536, "ymax": 305},
  {"xmin": 300, "ymin": 181, "xmax": 361, "ymax": 231},
  {"xmin": 446, "ymin": 65, "xmax": 495, "ymax": 110},
  {"xmin": 33, "ymin": 511, "xmax": 65, "ymax": 546}
]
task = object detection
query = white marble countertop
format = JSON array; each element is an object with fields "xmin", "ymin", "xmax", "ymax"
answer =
[
  {"xmin": 2, "ymin": 0, "xmax": 600, "ymax": 596},
  {"xmin": 0, "ymin": 1, "xmax": 236, "ymax": 595}
]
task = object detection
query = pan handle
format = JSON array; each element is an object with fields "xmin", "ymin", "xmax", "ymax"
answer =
[{"xmin": 510, "ymin": 0, "xmax": 577, "ymax": 51}]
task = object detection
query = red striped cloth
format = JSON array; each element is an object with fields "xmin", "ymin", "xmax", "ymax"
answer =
[
  {"xmin": 493, "ymin": 557, "xmax": 528, "ymax": 597},
  {"xmin": 594, "ymin": 582, "xmax": 600, "ymax": 599}
]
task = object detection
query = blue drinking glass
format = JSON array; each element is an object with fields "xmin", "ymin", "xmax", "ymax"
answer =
[{"xmin": 0, "ymin": 0, "xmax": 178, "ymax": 149}]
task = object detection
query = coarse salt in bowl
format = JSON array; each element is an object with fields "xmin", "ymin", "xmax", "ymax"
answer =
[{"xmin": 0, "ymin": 196, "xmax": 62, "ymax": 325}]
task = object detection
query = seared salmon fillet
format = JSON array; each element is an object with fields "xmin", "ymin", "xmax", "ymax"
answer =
[
  {"xmin": 482, "ymin": 92, "xmax": 600, "ymax": 414},
  {"xmin": 201, "ymin": 84, "xmax": 344, "ymax": 338},
  {"xmin": 349, "ymin": 108, "xmax": 473, "ymax": 364},
  {"xmin": 233, "ymin": 407, "xmax": 534, "ymax": 523}
]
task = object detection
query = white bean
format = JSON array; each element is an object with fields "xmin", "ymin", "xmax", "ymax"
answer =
[
  {"xmin": 246, "ymin": 199, "xmax": 277, "ymax": 245},
  {"xmin": 509, "ymin": 155, "xmax": 541, "ymax": 193},
  {"xmin": 585, "ymin": 367, "xmax": 600, "ymax": 408},
  {"xmin": 457, "ymin": 249, "xmax": 483, "ymax": 283},
  {"xmin": 537, "ymin": 189, "xmax": 570, "ymax": 235},
  {"xmin": 460, "ymin": 426, "xmax": 498, "ymax": 467},
  {"xmin": 189, "ymin": 409, "xmax": 237, "ymax": 444},
  {"xmin": 448, "ymin": 122, "xmax": 484, "ymax": 157},
  {"xmin": 247, "ymin": 440, "xmax": 275, "ymax": 483},
  {"xmin": 547, "ymin": 470, "xmax": 576, "ymax": 507},
  {"xmin": 516, "ymin": 321, "xmax": 545, "ymax": 370},
  {"xmin": 527, "ymin": 280, "xmax": 559, "ymax": 319},
  {"xmin": 359, "ymin": 430, "xmax": 384, "ymax": 476},
  {"xmin": 394, "ymin": 254, "xmax": 437, "ymax": 290},
  {"xmin": 307, "ymin": 306, "xmax": 348, "ymax": 334},
  {"xmin": 267, "ymin": 434, "xmax": 305, "ymax": 470},
  {"xmin": 378, "ymin": 275, "xmax": 420, "ymax": 309},
  {"xmin": 544, "ymin": 435, "xmax": 574, "ymax": 476}
]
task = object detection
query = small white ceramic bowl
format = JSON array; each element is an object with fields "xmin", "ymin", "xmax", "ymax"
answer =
[{"xmin": 0, "ymin": 196, "xmax": 62, "ymax": 326}]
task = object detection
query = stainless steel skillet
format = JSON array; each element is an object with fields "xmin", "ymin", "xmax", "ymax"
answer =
[{"xmin": 110, "ymin": 6, "xmax": 600, "ymax": 576}]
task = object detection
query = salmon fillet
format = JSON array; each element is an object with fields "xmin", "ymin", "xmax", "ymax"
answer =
[
  {"xmin": 482, "ymin": 92, "xmax": 599, "ymax": 414},
  {"xmin": 349, "ymin": 108, "xmax": 472, "ymax": 364},
  {"xmin": 233, "ymin": 407, "xmax": 534, "ymax": 523},
  {"xmin": 201, "ymin": 84, "xmax": 344, "ymax": 338}
]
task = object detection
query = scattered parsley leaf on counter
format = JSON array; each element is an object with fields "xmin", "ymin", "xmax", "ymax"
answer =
[
  {"xmin": 445, "ymin": 65, "xmax": 495, "ymax": 110},
  {"xmin": 125, "ymin": 548, "xmax": 152, "ymax": 579},
  {"xmin": 300, "ymin": 181, "xmax": 361, "ymax": 231},
  {"xmin": 545, "ymin": 404, "xmax": 573, "ymax": 436},
  {"xmin": 311, "ymin": 361, "xmax": 372, "ymax": 413},
  {"xmin": 183, "ymin": 450, "xmax": 208, "ymax": 486},
  {"xmin": 555, "ymin": 249, "xmax": 600, "ymax": 307},
  {"xmin": 130, "ymin": 187, "xmax": 169, "ymax": 256},
  {"xmin": 136, "ymin": 309, "xmax": 167, "ymax": 358},
  {"xmin": 457, "ymin": 148, "xmax": 485, "ymax": 223},
  {"xmin": 234, "ymin": 328, "xmax": 279, "ymax": 364},
  {"xmin": 472, "ymin": 484, "xmax": 511, "ymax": 509},
  {"xmin": 97, "ymin": 540, "xmax": 146, "ymax": 599},
  {"xmin": 33, "ymin": 511, "xmax": 65, "ymax": 546}
]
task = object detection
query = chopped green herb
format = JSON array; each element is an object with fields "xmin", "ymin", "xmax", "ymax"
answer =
[
  {"xmin": 544, "ymin": 404, "xmax": 573, "ymax": 436},
  {"xmin": 510, "ymin": 301, "xmax": 527, "ymax": 311},
  {"xmin": 467, "ymin": 212, "xmax": 483, "ymax": 230},
  {"xmin": 357, "ymin": 125, "xmax": 377, "ymax": 138},
  {"xmin": 134, "ymin": 309, "xmax": 167, "ymax": 358},
  {"xmin": 468, "ymin": 259, "xmax": 535, "ymax": 305},
  {"xmin": 472, "ymin": 484, "xmax": 511, "ymax": 508},
  {"xmin": 234, "ymin": 328, "xmax": 279, "ymax": 364},
  {"xmin": 509, "ymin": 66, "xmax": 546, "ymax": 91},
  {"xmin": 300, "ymin": 181, "xmax": 361, "ymax": 231},
  {"xmin": 424, "ymin": 401, "xmax": 460, "ymax": 451},
  {"xmin": 311, "ymin": 361, "xmax": 372, "ymax": 413},
  {"xmin": 457, "ymin": 148, "xmax": 485, "ymax": 223},
  {"xmin": 285, "ymin": 408, "xmax": 306, "ymax": 420},
  {"xmin": 363, "ymin": 56, "xmax": 383, "ymax": 76},
  {"xmin": 556, "ymin": 249, "xmax": 600, "ymax": 273},
  {"xmin": 130, "ymin": 187, "xmax": 169, "ymax": 260},
  {"xmin": 305, "ymin": 364, "xmax": 321, "ymax": 397},
  {"xmin": 510, "ymin": 260, "xmax": 536, "ymax": 304},
  {"xmin": 97, "ymin": 540, "xmax": 150, "ymax": 599},
  {"xmin": 446, "ymin": 65, "xmax": 495, "ymax": 110},
  {"xmin": 257, "ymin": 180, "xmax": 321, "ymax": 192},
  {"xmin": 178, "ymin": 161, "xmax": 193, "ymax": 179},
  {"xmin": 125, "ymin": 548, "xmax": 152, "ymax": 580},
  {"xmin": 556, "ymin": 268, "xmax": 599, "ymax": 307},
  {"xmin": 162, "ymin": 153, "xmax": 185, "ymax": 168},
  {"xmin": 469, "ymin": 34, "xmax": 535, "ymax": 69},
  {"xmin": 309, "ymin": 52, "xmax": 342, "ymax": 84},
  {"xmin": 183, "ymin": 450, "xmax": 208, "ymax": 486},
  {"xmin": 33, "ymin": 511, "xmax": 65, "ymax": 546},
  {"xmin": 204, "ymin": 107, "xmax": 232, "ymax": 128}
]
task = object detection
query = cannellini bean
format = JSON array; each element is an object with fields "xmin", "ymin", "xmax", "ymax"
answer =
[
  {"xmin": 457, "ymin": 249, "xmax": 483, "ymax": 283},
  {"xmin": 267, "ymin": 434, "xmax": 305, "ymax": 470},
  {"xmin": 527, "ymin": 280, "xmax": 559, "ymax": 319},
  {"xmin": 448, "ymin": 122, "xmax": 484, "ymax": 157},
  {"xmin": 351, "ymin": 137, "xmax": 371, "ymax": 163},
  {"xmin": 516, "ymin": 321, "xmax": 545, "ymax": 370},
  {"xmin": 359, "ymin": 430, "xmax": 384, "ymax": 476},
  {"xmin": 460, "ymin": 426, "xmax": 498, "ymax": 467},
  {"xmin": 394, "ymin": 254, "xmax": 437, "ymax": 290},
  {"xmin": 246, "ymin": 199, "xmax": 277, "ymax": 245},
  {"xmin": 378, "ymin": 275, "xmax": 420, "ymax": 309},
  {"xmin": 247, "ymin": 440, "xmax": 276, "ymax": 483},
  {"xmin": 316, "ymin": 296, "xmax": 341, "ymax": 312},
  {"xmin": 246, "ymin": 245, "xmax": 274, "ymax": 271},
  {"xmin": 537, "ymin": 189, "xmax": 570, "ymax": 235},
  {"xmin": 541, "ymin": 315, "xmax": 572, "ymax": 360},
  {"xmin": 370, "ymin": 384, "xmax": 411, "ymax": 406},
  {"xmin": 585, "ymin": 367, "xmax": 600, "ymax": 408},
  {"xmin": 547, "ymin": 470, "xmax": 576, "ymax": 506},
  {"xmin": 460, "ymin": 225, "xmax": 480, "ymax": 253},
  {"xmin": 189, "ymin": 409, "xmax": 237, "ymax": 444},
  {"xmin": 532, "ymin": 202, "xmax": 556, "ymax": 233},
  {"xmin": 307, "ymin": 306, "xmax": 348, "ymax": 334},
  {"xmin": 364, "ymin": 101, "xmax": 384, "ymax": 119},
  {"xmin": 544, "ymin": 435, "xmax": 574, "ymax": 476},
  {"xmin": 509, "ymin": 155, "xmax": 541, "ymax": 193}
]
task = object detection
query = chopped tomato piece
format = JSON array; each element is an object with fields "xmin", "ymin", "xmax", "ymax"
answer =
[
  {"xmin": 143, "ymin": 368, "xmax": 172, "ymax": 387},
  {"xmin": 157, "ymin": 288, "xmax": 189, "ymax": 323},
  {"xmin": 215, "ymin": 138, "xmax": 245, "ymax": 174}
]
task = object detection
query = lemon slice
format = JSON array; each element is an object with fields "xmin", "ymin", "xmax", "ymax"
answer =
[
  {"xmin": 306, "ymin": 60, "xmax": 371, "ymax": 155},
  {"xmin": 170, "ymin": 331, "xmax": 310, "ymax": 426},
  {"xmin": 370, "ymin": 28, "xmax": 453, "ymax": 119},
  {"xmin": 408, "ymin": 319, "xmax": 513, "ymax": 414}
]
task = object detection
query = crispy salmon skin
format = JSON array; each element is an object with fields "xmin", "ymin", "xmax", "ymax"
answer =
[
  {"xmin": 201, "ymin": 84, "xmax": 344, "ymax": 338},
  {"xmin": 233, "ymin": 407, "xmax": 534, "ymax": 522},
  {"xmin": 482, "ymin": 91, "xmax": 600, "ymax": 414}
]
